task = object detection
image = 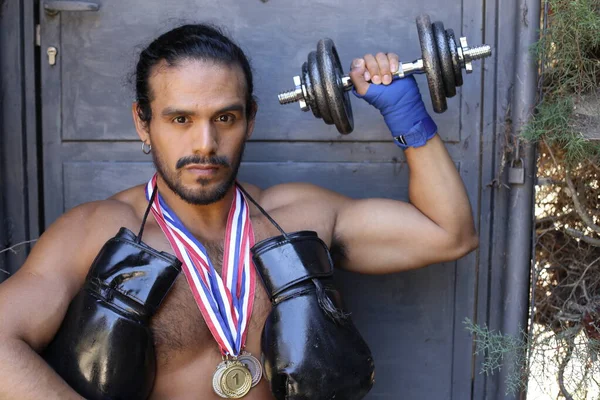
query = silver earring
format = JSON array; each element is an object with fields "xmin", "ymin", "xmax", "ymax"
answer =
[{"xmin": 141, "ymin": 142, "xmax": 152, "ymax": 154}]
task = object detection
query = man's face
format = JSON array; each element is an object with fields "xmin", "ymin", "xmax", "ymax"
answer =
[{"xmin": 135, "ymin": 59, "xmax": 254, "ymax": 205}]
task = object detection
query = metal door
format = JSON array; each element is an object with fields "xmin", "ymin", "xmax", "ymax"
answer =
[{"xmin": 39, "ymin": 1, "xmax": 489, "ymax": 398}]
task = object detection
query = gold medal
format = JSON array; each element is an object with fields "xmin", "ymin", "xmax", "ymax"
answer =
[
  {"xmin": 212, "ymin": 361, "xmax": 228, "ymax": 398},
  {"xmin": 220, "ymin": 361, "xmax": 252, "ymax": 399},
  {"xmin": 238, "ymin": 352, "xmax": 263, "ymax": 387}
]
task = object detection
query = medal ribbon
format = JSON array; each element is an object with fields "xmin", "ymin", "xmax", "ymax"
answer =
[{"xmin": 145, "ymin": 174, "xmax": 256, "ymax": 356}]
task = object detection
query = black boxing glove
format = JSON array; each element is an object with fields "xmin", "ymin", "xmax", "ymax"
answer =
[
  {"xmin": 43, "ymin": 227, "xmax": 181, "ymax": 400},
  {"xmin": 252, "ymin": 231, "xmax": 375, "ymax": 400}
]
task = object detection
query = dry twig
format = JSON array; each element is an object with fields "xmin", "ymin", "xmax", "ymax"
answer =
[
  {"xmin": 0, "ymin": 239, "xmax": 38, "ymax": 276},
  {"xmin": 564, "ymin": 227, "xmax": 600, "ymax": 247},
  {"xmin": 0, "ymin": 239, "xmax": 38, "ymax": 255},
  {"xmin": 565, "ymin": 169, "xmax": 600, "ymax": 234}
]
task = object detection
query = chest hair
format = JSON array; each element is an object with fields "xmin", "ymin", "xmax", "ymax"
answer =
[
  {"xmin": 150, "ymin": 240, "xmax": 270, "ymax": 366},
  {"xmin": 150, "ymin": 242, "xmax": 223, "ymax": 363}
]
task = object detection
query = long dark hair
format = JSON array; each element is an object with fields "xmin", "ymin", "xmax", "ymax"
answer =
[{"xmin": 134, "ymin": 24, "xmax": 256, "ymax": 126}]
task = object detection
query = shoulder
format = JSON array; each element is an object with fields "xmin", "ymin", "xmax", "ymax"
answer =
[
  {"xmin": 240, "ymin": 182, "xmax": 351, "ymax": 212},
  {"xmin": 17, "ymin": 186, "xmax": 147, "ymax": 293},
  {"xmin": 36, "ymin": 185, "xmax": 147, "ymax": 266},
  {"xmin": 58, "ymin": 185, "xmax": 145, "ymax": 233}
]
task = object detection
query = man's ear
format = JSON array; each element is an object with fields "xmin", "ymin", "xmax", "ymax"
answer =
[
  {"xmin": 245, "ymin": 101, "xmax": 258, "ymax": 140},
  {"xmin": 132, "ymin": 102, "xmax": 150, "ymax": 143}
]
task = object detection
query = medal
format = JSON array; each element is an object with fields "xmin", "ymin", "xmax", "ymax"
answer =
[
  {"xmin": 146, "ymin": 175, "xmax": 259, "ymax": 398},
  {"xmin": 238, "ymin": 352, "xmax": 263, "ymax": 387},
  {"xmin": 213, "ymin": 361, "xmax": 228, "ymax": 398},
  {"xmin": 213, "ymin": 355, "xmax": 259, "ymax": 398},
  {"xmin": 220, "ymin": 361, "xmax": 252, "ymax": 398}
]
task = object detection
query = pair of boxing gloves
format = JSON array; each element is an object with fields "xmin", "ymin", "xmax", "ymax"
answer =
[{"xmin": 41, "ymin": 229, "xmax": 376, "ymax": 400}]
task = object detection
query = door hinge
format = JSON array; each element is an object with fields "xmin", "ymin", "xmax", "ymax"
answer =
[{"xmin": 36, "ymin": 24, "xmax": 41, "ymax": 47}]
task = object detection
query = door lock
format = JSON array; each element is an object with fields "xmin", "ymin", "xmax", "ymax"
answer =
[{"xmin": 47, "ymin": 47, "xmax": 58, "ymax": 66}]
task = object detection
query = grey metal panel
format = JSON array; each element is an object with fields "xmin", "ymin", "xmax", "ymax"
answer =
[
  {"xmin": 474, "ymin": 0, "xmax": 522, "ymax": 397},
  {"xmin": 498, "ymin": 0, "xmax": 540, "ymax": 397},
  {"xmin": 40, "ymin": 0, "xmax": 484, "ymax": 220},
  {"xmin": 24, "ymin": 0, "xmax": 41, "ymax": 246},
  {"xmin": 0, "ymin": 0, "xmax": 27, "ymax": 275},
  {"xmin": 40, "ymin": 5, "xmax": 64, "ymax": 229},
  {"xmin": 60, "ymin": 141, "xmax": 468, "ymax": 163},
  {"xmin": 62, "ymin": 161, "xmax": 414, "ymax": 208},
  {"xmin": 0, "ymin": 0, "xmax": 39, "ymax": 280},
  {"xmin": 450, "ymin": 0, "xmax": 488, "ymax": 395},
  {"xmin": 337, "ymin": 264, "xmax": 457, "ymax": 399},
  {"xmin": 0, "ymin": 92, "xmax": 4, "ymax": 280},
  {"xmin": 57, "ymin": 0, "xmax": 462, "ymax": 143},
  {"xmin": 61, "ymin": 141, "xmax": 464, "ymax": 167},
  {"xmin": 0, "ymin": 0, "xmax": 5, "ymax": 279}
]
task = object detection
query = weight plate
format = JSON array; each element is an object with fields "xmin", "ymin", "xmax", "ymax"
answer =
[
  {"xmin": 308, "ymin": 49, "xmax": 333, "ymax": 125},
  {"xmin": 316, "ymin": 38, "xmax": 354, "ymax": 134},
  {"xmin": 301, "ymin": 61, "xmax": 320, "ymax": 118},
  {"xmin": 432, "ymin": 21, "xmax": 456, "ymax": 98},
  {"xmin": 416, "ymin": 14, "xmax": 447, "ymax": 113},
  {"xmin": 445, "ymin": 29, "xmax": 463, "ymax": 87}
]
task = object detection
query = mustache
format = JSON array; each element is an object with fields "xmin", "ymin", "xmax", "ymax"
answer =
[{"xmin": 176, "ymin": 155, "xmax": 230, "ymax": 169}]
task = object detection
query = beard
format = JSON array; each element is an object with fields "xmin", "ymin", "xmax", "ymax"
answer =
[{"xmin": 151, "ymin": 140, "xmax": 246, "ymax": 206}]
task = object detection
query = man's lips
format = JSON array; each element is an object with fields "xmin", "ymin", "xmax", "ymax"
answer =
[{"xmin": 183, "ymin": 164, "xmax": 220, "ymax": 177}]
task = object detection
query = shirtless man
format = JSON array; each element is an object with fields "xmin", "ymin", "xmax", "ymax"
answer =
[{"xmin": 0, "ymin": 24, "xmax": 478, "ymax": 399}]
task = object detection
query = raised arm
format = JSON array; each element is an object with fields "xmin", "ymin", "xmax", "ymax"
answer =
[
  {"xmin": 0, "ymin": 202, "xmax": 125, "ymax": 399},
  {"xmin": 332, "ymin": 53, "xmax": 478, "ymax": 273}
]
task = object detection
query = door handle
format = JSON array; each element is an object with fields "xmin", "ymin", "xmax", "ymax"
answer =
[{"xmin": 44, "ymin": 1, "xmax": 100, "ymax": 15}]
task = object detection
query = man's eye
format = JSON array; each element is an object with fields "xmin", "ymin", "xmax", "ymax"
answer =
[
  {"xmin": 217, "ymin": 114, "xmax": 236, "ymax": 123},
  {"xmin": 173, "ymin": 116, "xmax": 188, "ymax": 124}
]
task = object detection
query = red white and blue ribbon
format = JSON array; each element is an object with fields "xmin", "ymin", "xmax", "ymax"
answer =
[{"xmin": 145, "ymin": 174, "xmax": 256, "ymax": 356}]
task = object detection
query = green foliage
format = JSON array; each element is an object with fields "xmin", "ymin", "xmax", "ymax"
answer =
[
  {"xmin": 464, "ymin": 318, "xmax": 600, "ymax": 398},
  {"xmin": 523, "ymin": 97, "xmax": 600, "ymax": 162},
  {"xmin": 534, "ymin": 0, "xmax": 600, "ymax": 96},
  {"xmin": 522, "ymin": 97, "xmax": 573, "ymax": 142},
  {"xmin": 464, "ymin": 318, "xmax": 528, "ymax": 395},
  {"xmin": 524, "ymin": 0, "xmax": 600, "ymax": 160}
]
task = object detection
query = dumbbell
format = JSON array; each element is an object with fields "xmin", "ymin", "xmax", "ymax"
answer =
[{"xmin": 278, "ymin": 14, "xmax": 492, "ymax": 134}]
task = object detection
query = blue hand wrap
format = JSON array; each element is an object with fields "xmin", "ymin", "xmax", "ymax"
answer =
[{"xmin": 353, "ymin": 76, "xmax": 438, "ymax": 149}]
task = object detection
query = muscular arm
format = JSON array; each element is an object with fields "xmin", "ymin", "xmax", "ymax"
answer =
[
  {"xmin": 258, "ymin": 138, "xmax": 476, "ymax": 274},
  {"xmin": 332, "ymin": 53, "xmax": 477, "ymax": 273},
  {"xmin": 334, "ymin": 134, "xmax": 478, "ymax": 273},
  {"xmin": 0, "ymin": 201, "xmax": 128, "ymax": 399}
]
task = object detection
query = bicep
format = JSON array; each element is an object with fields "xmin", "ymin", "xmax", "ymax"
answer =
[
  {"xmin": 333, "ymin": 198, "xmax": 454, "ymax": 274},
  {"xmin": 257, "ymin": 183, "xmax": 454, "ymax": 272}
]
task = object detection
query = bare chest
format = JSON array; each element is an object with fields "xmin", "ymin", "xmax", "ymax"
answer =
[
  {"xmin": 146, "ymin": 209, "xmax": 334, "ymax": 367},
  {"xmin": 150, "ymin": 274, "xmax": 271, "ymax": 367}
]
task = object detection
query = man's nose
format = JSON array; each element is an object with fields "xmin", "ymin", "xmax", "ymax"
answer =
[{"xmin": 190, "ymin": 121, "xmax": 218, "ymax": 155}]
